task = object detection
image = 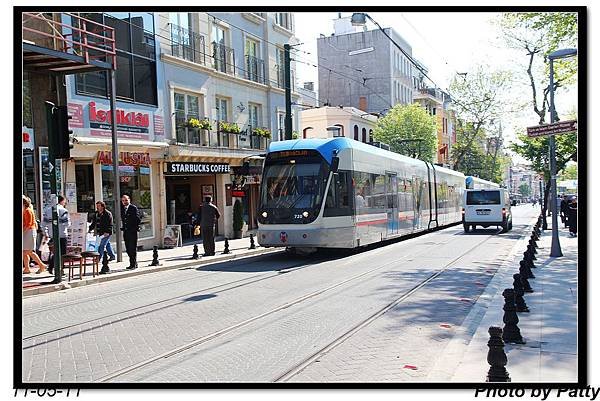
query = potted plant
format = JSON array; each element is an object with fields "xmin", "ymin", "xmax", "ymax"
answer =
[
  {"xmin": 187, "ymin": 118, "xmax": 212, "ymax": 145},
  {"xmin": 252, "ymin": 127, "xmax": 271, "ymax": 149},
  {"xmin": 232, "ymin": 199, "xmax": 244, "ymax": 239},
  {"xmin": 219, "ymin": 121, "xmax": 240, "ymax": 134}
]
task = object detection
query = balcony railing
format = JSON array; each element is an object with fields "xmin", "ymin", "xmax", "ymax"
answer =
[
  {"xmin": 169, "ymin": 23, "xmax": 206, "ymax": 65},
  {"xmin": 245, "ymin": 55, "xmax": 265, "ymax": 84},
  {"xmin": 174, "ymin": 114, "xmax": 268, "ymax": 150},
  {"xmin": 212, "ymin": 42, "xmax": 235, "ymax": 75},
  {"xmin": 22, "ymin": 12, "xmax": 116, "ymax": 72}
]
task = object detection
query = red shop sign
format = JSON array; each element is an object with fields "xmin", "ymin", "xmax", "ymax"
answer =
[{"xmin": 98, "ymin": 151, "xmax": 151, "ymax": 166}]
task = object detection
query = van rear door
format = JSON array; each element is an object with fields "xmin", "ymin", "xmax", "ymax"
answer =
[{"xmin": 465, "ymin": 190, "xmax": 503, "ymax": 223}]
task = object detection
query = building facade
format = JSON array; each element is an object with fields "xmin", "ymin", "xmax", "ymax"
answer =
[
  {"xmin": 23, "ymin": 11, "xmax": 301, "ymax": 249},
  {"xmin": 299, "ymin": 106, "xmax": 378, "ymax": 141},
  {"xmin": 317, "ymin": 16, "xmax": 414, "ymax": 114}
]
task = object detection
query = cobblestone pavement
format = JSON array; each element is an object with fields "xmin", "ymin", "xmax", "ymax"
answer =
[{"xmin": 21, "ymin": 206, "xmax": 539, "ymax": 383}]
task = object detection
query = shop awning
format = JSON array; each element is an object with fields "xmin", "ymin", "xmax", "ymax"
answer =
[{"xmin": 73, "ymin": 136, "xmax": 169, "ymax": 148}]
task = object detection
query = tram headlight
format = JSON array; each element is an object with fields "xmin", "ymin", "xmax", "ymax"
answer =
[
  {"xmin": 262, "ymin": 211, "xmax": 268, "ymax": 218},
  {"xmin": 302, "ymin": 211, "xmax": 309, "ymax": 218}
]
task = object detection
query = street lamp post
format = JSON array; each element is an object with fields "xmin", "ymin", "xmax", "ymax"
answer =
[{"xmin": 547, "ymin": 48, "xmax": 577, "ymax": 257}]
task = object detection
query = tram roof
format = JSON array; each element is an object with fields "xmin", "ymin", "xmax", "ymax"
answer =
[{"xmin": 268, "ymin": 137, "xmax": 426, "ymax": 167}]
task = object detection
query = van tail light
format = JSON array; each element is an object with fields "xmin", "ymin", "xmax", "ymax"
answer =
[
  {"xmin": 502, "ymin": 208, "xmax": 506, "ymax": 216},
  {"xmin": 462, "ymin": 208, "xmax": 465, "ymax": 215}
]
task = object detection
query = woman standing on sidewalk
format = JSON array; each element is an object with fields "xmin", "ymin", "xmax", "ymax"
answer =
[{"xmin": 22, "ymin": 195, "xmax": 47, "ymax": 274}]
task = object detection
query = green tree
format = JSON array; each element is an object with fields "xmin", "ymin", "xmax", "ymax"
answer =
[
  {"xmin": 373, "ymin": 103, "xmax": 437, "ymax": 162},
  {"xmin": 558, "ymin": 162, "xmax": 577, "ymax": 180},
  {"xmin": 501, "ymin": 13, "xmax": 578, "ymax": 125},
  {"xmin": 519, "ymin": 183, "xmax": 532, "ymax": 197},
  {"xmin": 448, "ymin": 66, "xmax": 513, "ymax": 172}
]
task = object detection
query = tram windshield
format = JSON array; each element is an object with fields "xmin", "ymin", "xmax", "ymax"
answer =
[{"xmin": 261, "ymin": 161, "xmax": 328, "ymax": 210}]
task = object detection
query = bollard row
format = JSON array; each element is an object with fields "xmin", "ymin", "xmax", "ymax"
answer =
[{"xmin": 488, "ymin": 218, "xmax": 543, "ymax": 381}]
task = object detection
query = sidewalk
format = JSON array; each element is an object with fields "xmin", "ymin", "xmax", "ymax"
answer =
[
  {"xmin": 22, "ymin": 236, "xmax": 280, "ymax": 297},
  {"xmin": 448, "ymin": 219, "xmax": 579, "ymax": 383}
]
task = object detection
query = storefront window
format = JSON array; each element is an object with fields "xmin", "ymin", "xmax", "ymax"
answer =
[{"xmin": 101, "ymin": 164, "xmax": 153, "ymax": 239}]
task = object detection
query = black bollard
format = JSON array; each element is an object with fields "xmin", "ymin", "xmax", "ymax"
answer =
[
  {"xmin": 519, "ymin": 259, "xmax": 535, "ymax": 279},
  {"xmin": 192, "ymin": 244, "xmax": 199, "ymax": 259},
  {"xmin": 528, "ymin": 238, "xmax": 538, "ymax": 250},
  {"xmin": 526, "ymin": 245, "xmax": 537, "ymax": 260},
  {"xmin": 518, "ymin": 263, "xmax": 534, "ymax": 292},
  {"xmin": 512, "ymin": 274, "xmax": 530, "ymax": 312},
  {"xmin": 149, "ymin": 246, "xmax": 160, "ymax": 266},
  {"xmin": 99, "ymin": 252, "xmax": 110, "ymax": 274},
  {"xmin": 222, "ymin": 238, "xmax": 231, "ymax": 254},
  {"xmin": 523, "ymin": 251, "xmax": 537, "ymax": 270},
  {"xmin": 528, "ymin": 241, "xmax": 538, "ymax": 254},
  {"xmin": 486, "ymin": 326, "xmax": 511, "ymax": 382},
  {"xmin": 502, "ymin": 289, "xmax": 526, "ymax": 344},
  {"xmin": 248, "ymin": 234, "xmax": 256, "ymax": 250}
]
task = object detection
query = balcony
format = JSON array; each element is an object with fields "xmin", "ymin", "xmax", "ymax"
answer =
[
  {"xmin": 169, "ymin": 23, "xmax": 206, "ymax": 66},
  {"xmin": 174, "ymin": 114, "xmax": 268, "ymax": 151},
  {"xmin": 212, "ymin": 42, "xmax": 235, "ymax": 75},
  {"xmin": 245, "ymin": 55, "xmax": 265, "ymax": 84},
  {"xmin": 22, "ymin": 12, "xmax": 116, "ymax": 74}
]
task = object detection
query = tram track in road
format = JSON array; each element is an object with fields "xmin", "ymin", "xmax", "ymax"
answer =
[
  {"xmin": 96, "ymin": 228, "xmax": 499, "ymax": 383},
  {"xmin": 23, "ymin": 251, "xmax": 284, "ymax": 315},
  {"xmin": 274, "ymin": 230, "xmax": 501, "ymax": 382},
  {"xmin": 22, "ymin": 254, "xmax": 323, "ymax": 342}
]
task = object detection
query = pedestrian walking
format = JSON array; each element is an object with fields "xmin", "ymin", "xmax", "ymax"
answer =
[
  {"xmin": 567, "ymin": 197, "xmax": 577, "ymax": 237},
  {"xmin": 560, "ymin": 195, "xmax": 569, "ymax": 228},
  {"xmin": 121, "ymin": 194, "xmax": 141, "ymax": 269},
  {"xmin": 89, "ymin": 200, "xmax": 115, "ymax": 273},
  {"xmin": 198, "ymin": 196, "xmax": 221, "ymax": 256},
  {"xmin": 22, "ymin": 195, "xmax": 47, "ymax": 274},
  {"xmin": 43, "ymin": 195, "xmax": 70, "ymax": 275}
]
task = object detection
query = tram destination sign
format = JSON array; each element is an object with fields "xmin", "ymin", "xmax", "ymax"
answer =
[
  {"xmin": 526, "ymin": 120, "xmax": 577, "ymax": 138},
  {"xmin": 166, "ymin": 162, "xmax": 230, "ymax": 175}
]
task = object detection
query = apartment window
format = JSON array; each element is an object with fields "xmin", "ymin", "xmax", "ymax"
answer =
[
  {"xmin": 354, "ymin": 125, "xmax": 359, "ymax": 141},
  {"xmin": 275, "ymin": 13, "xmax": 293, "ymax": 30},
  {"xmin": 362, "ymin": 127, "xmax": 367, "ymax": 143},
  {"xmin": 248, "ymin": 103, "xmax": 262, "ymax": 148},
  {"xmin": 277, "ymin": 112, "xmax": 285, "ymax": 140},
  {"xmin": 245, "ymin": 37, "xmax": 263, "ymax": 83},
  {"xmin": 276, "ymin": 48, "xmax": 285, "ymax": 88},
  {"xmin": 216, "ymin": 97, "xmax": 229, "ymax": 122},
  {"xmin": 174, "ymin": 92, "xmax": 201, "ymax": 144},
  {"xmin": 75, "ymin": 12, "xmax": 157, "ymax": 105},
  {"xmin": 432, "ymin": 107, "xmax": 436, "ymax": 116}
]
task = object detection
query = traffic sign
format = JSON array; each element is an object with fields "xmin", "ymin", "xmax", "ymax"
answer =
[{"xmin": 527, "ymin": 120, "xmax": 577, "ymax": 138}]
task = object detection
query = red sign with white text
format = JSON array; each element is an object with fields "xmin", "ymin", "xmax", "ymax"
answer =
[{"xmin": 98, "ymin": 151, "xmax": 151, "ymax": 166}]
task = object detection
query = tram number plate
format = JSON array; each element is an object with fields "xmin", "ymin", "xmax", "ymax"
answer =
[{"xmin": 476, "ymin": 210, "xmax": 490, "ymax": 215}]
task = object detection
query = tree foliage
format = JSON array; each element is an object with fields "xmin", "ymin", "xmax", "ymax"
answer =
[
  {"xmin": 451, "ymin": 122, "xmax": 509, "ymax": 183},
  {"xmin": 558, "ymin": 162, "xmax": 577, "ymax": 180},
  {"xmin": 519, "ymin": 183, "xmax": 532, "ymax": 197},
  {"xmin": 373, "ymin": 103, "xmax": 437, "ymax": 162},
  {"xmin": 448, "ymin": 66, "xmax": 513, "ymax": 176}
]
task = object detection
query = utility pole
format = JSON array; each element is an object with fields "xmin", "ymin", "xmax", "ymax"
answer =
[
  {"xmin": 284, "ymin": 43, "xmax": 292, "ymax": 140},
  {"xmin": 45, "ymin": 102, "xmax": 62, "ymax": 284},
  {"xmin": 109, "ymin": 69, "xmax": 123, "ymax": 262}
]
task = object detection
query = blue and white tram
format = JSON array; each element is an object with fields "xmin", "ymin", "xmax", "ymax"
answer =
[{"xmin": 256, "ymin": 137, "xmax": 489, "ymax": 250}]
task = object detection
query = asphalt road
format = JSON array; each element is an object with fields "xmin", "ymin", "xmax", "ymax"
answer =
[{"xmin": 21, "ymin": 204, "xmax": 539, "ymax": 383}]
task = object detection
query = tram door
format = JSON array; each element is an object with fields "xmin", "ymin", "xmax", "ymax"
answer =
[{"xmin": 386, "ymin": 172, "xmax": 399, "ymax": 236}]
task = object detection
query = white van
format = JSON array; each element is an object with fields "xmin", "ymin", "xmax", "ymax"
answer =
[{"xmin": 462, "ymin": 188, "xmax": 512, "ymax": 233}]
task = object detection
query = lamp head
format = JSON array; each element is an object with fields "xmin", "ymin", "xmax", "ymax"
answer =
[
  {"xmin": 548, "ymin": 48, "xmax": 578, "ymax": 60},
  {"xmin": 351, "ymin": 13, "xmax": 367, "ymax": 26}
]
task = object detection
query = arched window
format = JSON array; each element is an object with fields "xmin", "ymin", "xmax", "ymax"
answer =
[
  {"xmin": 369, "ymin": 129, "xmax": 373, "ymax": 143},
  {"xmin": 354, "ymin": 125, "xmax": 359, "ymax": 141},
  {"xmin": 302, "ymin": 127, "xmax": 313, "ymax": 139},
  {"xmin": 361, "ymin": 128, "xmax": 367, "ymax": 143},
  {"xmin": 334, "ymin": 124, "xmax": 344, "ymax": 137}
]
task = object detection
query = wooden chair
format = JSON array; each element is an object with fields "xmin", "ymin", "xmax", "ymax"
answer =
[
  {"xmin": 80, "ymin": 251, "xmax": 100, "ymax": 278},
  {"xmin": 63, "ymin": 254, "xmax": 83, "ymax": 281}
]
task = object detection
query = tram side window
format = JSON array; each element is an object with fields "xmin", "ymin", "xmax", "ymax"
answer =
[
  {"xmin": 372, "ymin": 174, "xmax": 386, "ymax": 208},
  {"xmin": 324, "ymin": 171, "xmax": 352, "ymax": 217}
]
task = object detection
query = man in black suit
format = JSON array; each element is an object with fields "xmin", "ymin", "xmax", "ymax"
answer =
[{"xmin": 121, "ymin": 194, "xmax": 141, "ymax": 269}]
